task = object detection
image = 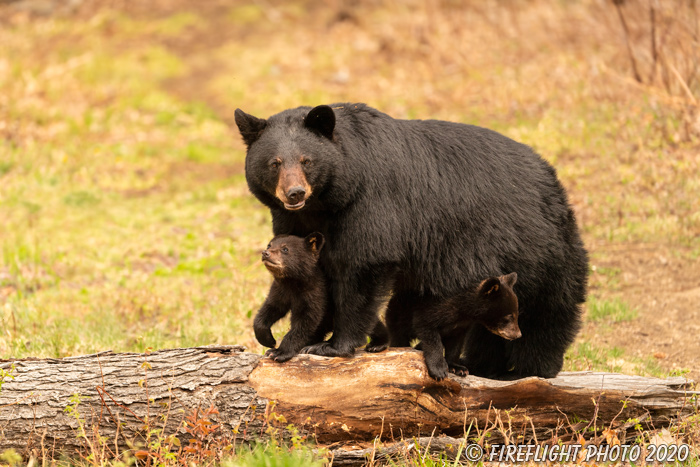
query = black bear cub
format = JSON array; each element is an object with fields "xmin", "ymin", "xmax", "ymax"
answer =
[
  {"xmin": 412, "ymin": 272, "xmax": 521, "ymax": 381},
  {"xmin": 254, "ymin": 233, "xmax": 388, "ymax": 362},
  {"xmin": 254, "ymin": 233, "xmax": 329, "ymax": 362}
]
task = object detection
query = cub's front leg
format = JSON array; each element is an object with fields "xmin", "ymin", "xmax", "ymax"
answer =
[
  {"xmin": 443, "ymin": 333, "xmax": 469, "ymax": 376},
  {"xmin": 415, "ymin": 327, "xmax": 449, "ymax": 381},
  {"xmin": 253, "ymin": 282, "xmax": 290, "ymax": 349}
]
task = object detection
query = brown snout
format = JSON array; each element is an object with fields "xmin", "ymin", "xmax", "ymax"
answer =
[
  {"xmin": 497, "ymin": 324, "xmax": 522, "ymax": 341},
  {"xmin": 275, "ymin": 165, "xmax": 312, "ymax": 210}
]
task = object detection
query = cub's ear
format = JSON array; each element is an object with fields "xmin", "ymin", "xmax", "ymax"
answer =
[
  {"xmin": 304, "ymin": 232, "xmax": 325, "ymax": 255},
  {"xmin": 304, "ymin": 105, "xmax": 335, "ymax": 140},
  {"xmin": 479, "ymin": 277, "xmax": 502, "ymax": 298},
  {"xmin": 501, "ymin": 272, "xmax": 517, "ymax": 288},
  {"xmin": 234, "ymin": 109, "xmax": 268, "ymax": 147}
]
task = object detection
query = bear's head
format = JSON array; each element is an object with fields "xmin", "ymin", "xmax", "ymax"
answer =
[
  {"xmin": 235, "ymin": 105, "xmax": 343, "ymax": 212},
  {"xmin": 261, "ymin": 232, "xmax": 325, "ymax": 280},
  {"xmin": 475, "ymin": 272, "xmax": 521, "ymax": 341}
]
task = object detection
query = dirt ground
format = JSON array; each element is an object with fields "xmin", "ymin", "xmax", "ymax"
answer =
[
  {"xmin": 3, "ymin": 0, "xmax": 698, "ymax": 382},
  {"xmin": 585, "ymin": 242, "xmax": 700, "ymax": 380}
]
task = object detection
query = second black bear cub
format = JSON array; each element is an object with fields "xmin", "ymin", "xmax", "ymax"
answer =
[
  {"xmin": 253, "ymin": 233, "xmax": 329, "ymax": 362},
  {"xmin": 254, "ymin": 233, "xmax": 389, "ymax": 362},
  {"xmin": 414, "ymin": 272, "xmax": 521, "ymax": 380}
]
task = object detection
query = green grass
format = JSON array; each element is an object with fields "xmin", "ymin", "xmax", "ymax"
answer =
[
  {"xmin": 0, "ymin": 12, "xmax": 274, "ymax": 359},
  {"xmin": 223, "ymin": 446, "xmax": 324, "ymax": 467},
  {"xmin": 0, "ymin": 447, "xmax": 326, "ymax": 467},
  {"xmin": 586, "ymin": 296, "xmax": 638, "ymax": 323},
  {"xmin": 565, "ymin": 342, "xmax": 666, "ymax": 377}
]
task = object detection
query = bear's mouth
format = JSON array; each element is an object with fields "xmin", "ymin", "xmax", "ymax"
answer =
[
  {"xmin": 496, "ymin": 328, "xmax": 522, "ymax": 341},
  {"xmin": 486, "ymin": 324, "xmax": 522, "ymax": 341},
  {"xmin": 283, "ymin": 200, "xmax": 306, "ymax": 211},
  {"xmin": 262, "ymin": 259, "xmax": 284, "ymax": 277},
  {"xmin": 262, "ymin": 258, "xmax": 281, "ymax": 268}
]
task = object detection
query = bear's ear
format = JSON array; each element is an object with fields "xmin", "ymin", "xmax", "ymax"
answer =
[
  {"xmin": 304, "ymin": 105, "xmax": 335, "ymax": 140},
  {"xmin": 501, "ymin": 272, "xmax": 517, "ymax": 288},
  {"xmin": 304, "ymin": 232, "xmax": 325, "ymax": 255},
  {"xmin": 479, "ymin": 277, "xmax": 502, "ymax": 298},
  {"xmin": 234, "ymin": 109, "xmax": 268, "ymax": 147}
]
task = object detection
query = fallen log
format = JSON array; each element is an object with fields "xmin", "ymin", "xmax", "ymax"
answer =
[{"xmin": 0, "ymin": 346, "xmax": 695, "ymax": 458}]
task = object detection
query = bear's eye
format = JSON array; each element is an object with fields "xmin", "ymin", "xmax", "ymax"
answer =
[
  {"xmin": 301, "ymin": 159, "xmax": 311, "ymax": 166},
  {"xmin": 267, "ymin": 244, "xmax": 271, "ymax": 249},
  {"xmin": 270, "ymin": 160, "xmax": 280, "ymax": 169},
  {"xmin": 282, "ymin": 247, "xmax": 289, "ymax": 254}
]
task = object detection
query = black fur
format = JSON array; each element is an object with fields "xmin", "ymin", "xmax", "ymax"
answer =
[
  {"xmin": 254, "ymin": 232, "xmax": 388, "ymax": 362},
  {"xmin": 409, "ymin": 273, "xmax": 521, "ymax": 381},
  {"xmin": 236, "ymin": 103, "xmax": 588, "ymax": 377}
]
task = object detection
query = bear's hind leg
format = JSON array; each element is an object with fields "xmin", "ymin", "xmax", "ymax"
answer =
[
  {"xmin": 443, "ymin": 333, "xmax": 469, "ymax": 376},
  {"xmin": 365, "ymin": 320, "xmax": 389, "ymax": 353},
  {"xmin": 385, "ymin": 291, "xmax": 420, "ymax": 347},
  {"xmin": 497, "ymin": 304, "xmax": 581, "ymax": 379}
]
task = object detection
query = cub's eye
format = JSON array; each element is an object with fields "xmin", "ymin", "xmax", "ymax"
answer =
[
  {"xmin": 302, "ymin": 159, "xmax": 311, "ymax": 166},
  {"xmin": 270, "ymin": 161, "xmax": 280, "ymax": 169},
  {"xmin": 282, "ymin": 247, "xmax": 289, "ymax": 254},
  {"xmin": 267, "ymin": 244, "xmax": 271, "ymax": 249}
]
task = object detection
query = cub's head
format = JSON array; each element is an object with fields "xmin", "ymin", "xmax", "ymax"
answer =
[
  {"xmin": 261, "ymin": 232, "xmax": 325, "ymax": 280},
  {"xmin": 235, "ymin": 105, "xmax": 341, "ymax": 212},
  {"xmin": 476, "ymin": 272, "xmax": 521, "ymax": 341}
]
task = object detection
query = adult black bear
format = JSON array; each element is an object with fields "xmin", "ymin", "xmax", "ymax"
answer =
[
  {"xmin": 255, "ymin": 232, "xmax": 388, "ymax": 362},
  {"xmin": 235, "ymin": 103, "xmax": 588, "ymax": 379},
  {"xmin": 407, "ymin": 272, "xmax": 521, "ymax": 381}
]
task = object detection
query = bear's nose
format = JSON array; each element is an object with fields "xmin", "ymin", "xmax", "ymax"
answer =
[
  {"xmin": 286, "ymin": 187, "xmax": 306, "ymax": 204},
  {"xmin": 261, "ymin": 250, "xmax": 270, "ymax": 260}
]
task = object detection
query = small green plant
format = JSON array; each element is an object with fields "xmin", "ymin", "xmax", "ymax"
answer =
[
  {"xmin": 0, "ymin": 449, "xmax": 22, "ymax": 467},
  {"xmin": 587, "ymin": 296, "xmax": 638, "ymax": 323},
  {"xmin": 0, "ymin": 363, "xmax": 16, "ymax": 392}
]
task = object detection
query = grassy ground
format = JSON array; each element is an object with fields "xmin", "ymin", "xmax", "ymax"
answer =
[{"xmin": 1, "ymin": 0, "xmax": 699, "ymax": 465}]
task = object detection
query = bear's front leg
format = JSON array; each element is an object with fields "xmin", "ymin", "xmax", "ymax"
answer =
[{"xmin": 303, "ymin": 273, "xmax": 389, "ymax": 358}]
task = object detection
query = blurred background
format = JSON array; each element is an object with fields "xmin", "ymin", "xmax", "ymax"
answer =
[{"xmin": 0, "ymin": 0, "xmax": 698, "ymax": 380}]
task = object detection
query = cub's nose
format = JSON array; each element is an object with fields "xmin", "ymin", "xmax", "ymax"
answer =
[
  {"xmin": 286, "ymin": 186, "xmax": 306, "ymax": 204},
  {"xmin": 261, "ymin": 250, "xmax": 270, "ymax": 261}
]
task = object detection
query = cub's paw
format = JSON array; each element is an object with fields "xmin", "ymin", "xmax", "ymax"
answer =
[
  {"xmin": 448, "ymin": 363, "xmax": 469, "ymax": 377},
  {"xmin": 365, "ymin": 342, "xmax": 388, "ymax": 353},
  {"xmin": 254, "ymin": 326, "xmax": 276, "ymax": 349},
  {"xmin": 265, "ymin": 348, "xmax": 296, "ymax": 363},
  {"xmin": 302, "ymin": 342, "xmax": 355, "ymax": 358}
]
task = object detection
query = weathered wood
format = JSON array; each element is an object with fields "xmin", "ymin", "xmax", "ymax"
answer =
[
  {"xmin": 250, "ymin": 349, "xmax": 695, "ymax": 443},
  {"xmin": 0, "ymin": 345, "xmax": 267, "ymax": 456},
  {"xmin": 0, "ymin": 347, "xmax": 695, "ymax": 457}
]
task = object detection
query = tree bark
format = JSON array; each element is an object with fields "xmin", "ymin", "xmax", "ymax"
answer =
[{"xmin": 0, "ymin": 347, "xmax": 695, "ymax": 458}]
